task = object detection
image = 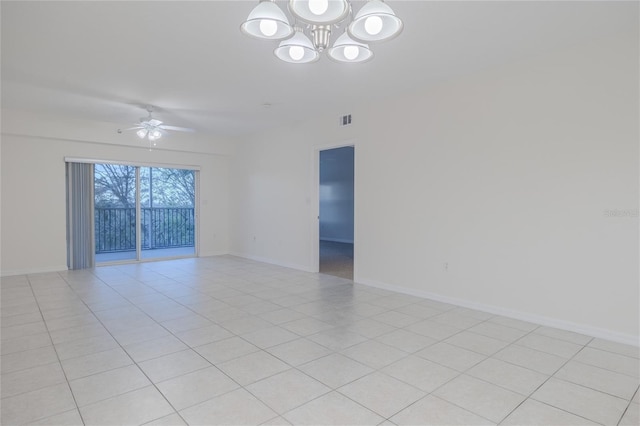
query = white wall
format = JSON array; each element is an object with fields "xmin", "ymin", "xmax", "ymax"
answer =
[
  {"xmin": 1, "ymin": 111, "xmax": 231, "ymax": 275},
  {"xmin": 230, "ymin": 31, "xmax": 639, "ymax": 344},
  {"xmin": 320, "ymin": 146, "xmax": 354, "ymax": 243}
]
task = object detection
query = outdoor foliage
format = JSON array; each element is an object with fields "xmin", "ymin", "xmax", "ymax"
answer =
[{"xmin": 94, "ymin": 164, "xmax": 136, "ymax": 208}]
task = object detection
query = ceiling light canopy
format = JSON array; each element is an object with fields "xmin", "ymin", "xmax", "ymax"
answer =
[{"xmin": 241, "ymin": 0, "xmax": 403, "ymax": 63}]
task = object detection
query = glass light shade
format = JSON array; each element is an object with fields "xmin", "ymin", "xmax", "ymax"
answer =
[
  {"xmin": 348, "ymin": 0, "xmax": 403, "ymax": 42},
  {"xmin": 148, "ymin": 129, "xmax": 162, "ymax": 141},
  {"xmin": 289, "ymin": 45, "xmax": 305, "ymax": 61},
  {"xmin": 136, "ymin": 129, "xmax": 148, "ymax": 139},
  {"xmin": 241, "ymin": 1, "xmax": 293, "ymax": 40},
  {"xmin": 364, "ymin": 16, "xmax": 383, "ymax": 35},
  {"xmin": 308, "ymin": 0, "xmax": 329, "ymax": 15},
  {"xmin": 328, "ymin": 31, "xmax": 373, "ymax": 63},
  {"xmin": 274, "ymin": 31, "xmax": 319, "ymax": 63},
  {"xmin": 289, "ymin": 0, "xmax": 349, "ymax": 25},
  {"xmin": 259, "ymin": 19, "xmax": 278, "ymax": 37}
]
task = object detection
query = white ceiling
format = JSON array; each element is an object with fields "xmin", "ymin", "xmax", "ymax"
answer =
[{"xmin": 1, "ymin": 1, "xmax": 636, "ymax": 138}]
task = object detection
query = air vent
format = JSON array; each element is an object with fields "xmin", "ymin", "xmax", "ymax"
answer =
[{"xmin": 339, "ymin": 114, "xmax": 352, "ymax": 127}]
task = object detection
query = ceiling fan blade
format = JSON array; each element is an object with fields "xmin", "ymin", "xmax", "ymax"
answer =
[
  {"xmin": 122, "ymin": 126, "xmax": 143, "ymax": 131},
  {"xmin": 159, "ymin": 125, "xmax": 195, "ymax": 132}
]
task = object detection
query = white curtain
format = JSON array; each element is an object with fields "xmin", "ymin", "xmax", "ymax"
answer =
[{"xmin": 66, "ymin": 162, "xmax": 95, "ymax": 269}]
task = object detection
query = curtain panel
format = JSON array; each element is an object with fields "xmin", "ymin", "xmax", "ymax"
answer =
[{"xmin": 66, "ymin": 162, "xmax": 95, "ymax": 269}]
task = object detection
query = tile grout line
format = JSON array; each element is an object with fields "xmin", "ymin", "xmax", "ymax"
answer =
[
  {"xmin": 498, "ymin": 339, "xmax": 625, "ymax": 425},
  {"xmin": 406, "ymin": 325, "xmax": 582, "ymax": 425},
  {"xmin": 616, "ymin": 384, "xmax": 639, "ymax": 426},
  {"xmin": 493, "ymin": 333, "xmax": 595, "ymax": 424},
  {"xmin": 6, "ymin": 259, "xmax": 638, "ymax": 426},
  {"xmin": 57, "ymin": 264, "xmax": 357, "ymax": 423},
  {"xmin": 57, "ymin": 269, "xmax": 193, "ymax": 426},
  {"xmin": 22, "ymin": 272, "xmax": 87, "ymax": 425}
]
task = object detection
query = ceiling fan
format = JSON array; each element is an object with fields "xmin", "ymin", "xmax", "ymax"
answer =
[{"xmin": 119, "ymin": 106, "xmax": 194, "ymax": 144}]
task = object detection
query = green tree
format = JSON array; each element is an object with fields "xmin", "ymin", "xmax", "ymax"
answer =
[
  {"xmin": 94, "ymin": 164, "xmax": 136, "ymax": 207},
  {"xmin": 141, "ymin": 168, "xmax": 195, "ymax": 208}
]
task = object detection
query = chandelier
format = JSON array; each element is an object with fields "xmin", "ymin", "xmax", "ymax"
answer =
[{"xmin": 240, "ymin": 0, "xmax": 403, "ymax": 64}]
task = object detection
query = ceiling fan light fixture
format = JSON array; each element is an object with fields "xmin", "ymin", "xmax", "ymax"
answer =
[
  {"xmin": 121, "ymin": 106, "xmax": 194, "ymax": 141},
  {"xmin": 348, "ymin": 0, "xmax": 403, "ymax": 43},
  {"xmin": 241, "ymin": 0, "xmax": 294, "ymax": 40},
  {"xmin": 274, "ymin": 29, "xmax": 319, "ymax": 63},
  {"xmin": 148, "ymin": 129, "xmax": 162, "ymax": 141},
  {"xmin": 289, "ymin": 0, "xmax": 350, "ymax": 25},
  {"xmin": 328, "ymin": 31, "xmax": 373, "ymax": 63}
]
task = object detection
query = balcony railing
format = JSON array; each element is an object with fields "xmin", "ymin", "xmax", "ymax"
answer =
[{"xmin": 95, "ymin": 207, "xmax": 195, "ymax": 253}]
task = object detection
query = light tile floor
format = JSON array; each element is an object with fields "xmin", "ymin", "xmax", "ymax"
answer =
[{"xmin": 1, "ymin": 256, "xmax": 638, "ymax": 425}]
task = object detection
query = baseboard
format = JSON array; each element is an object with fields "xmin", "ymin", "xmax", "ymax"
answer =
[
  {"xmin": 1, "ymin": 265, "xmax": 68, "ymax": 277},
  {"xmin": 198, "ymin": 251, "xmax": 229, "ymax": 257},
  {"xmin": 320, "ymin": 238, "xmax": 354, "ymax": 244},
  {"xmin": 229, "ymin": 252, "xmax": 315, "ymax": 273},
  {"xmin": 356, "ymin": 276, "xmax": 640, "ymax": 348}
]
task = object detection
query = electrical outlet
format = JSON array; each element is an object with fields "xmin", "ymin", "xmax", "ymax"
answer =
[{"xmin": 444, "ymin": 262, "xmax": 448, "ymax": 272}]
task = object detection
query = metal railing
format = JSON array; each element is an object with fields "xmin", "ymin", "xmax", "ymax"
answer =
[{"xmin": 95, "ymin": 207, "xmax": 195, "ymax": 253}]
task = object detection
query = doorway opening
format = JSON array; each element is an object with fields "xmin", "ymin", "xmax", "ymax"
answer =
[{"xmin": 319, "ymin": 146, "xmax": 354, "ymax": 280}]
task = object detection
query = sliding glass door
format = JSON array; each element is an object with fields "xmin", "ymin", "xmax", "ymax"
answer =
[
  {"xmin": 140, "ymin": 167, "xmax": 196, "ymax": 260},
  {"xmin": 94, "ymin": 163, "xmax": 196, "ymax": 264},
  {"xmin": 94, "ymin": 164, "xmax": 138, "ymax": 262}
]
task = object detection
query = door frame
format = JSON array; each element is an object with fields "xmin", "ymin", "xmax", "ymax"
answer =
[
  {"xmin": 66, "ymin": 157, "xmax": 201, "ymax": 265},
  {"xmin": 310, "ymin": 140, "xmax": 357, "ymax": 277}
]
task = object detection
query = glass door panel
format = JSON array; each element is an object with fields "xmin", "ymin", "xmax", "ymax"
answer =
[
  {"xmin": 140, "ymin": 167, "xmax": 196, "ymax": 260},
  {"xmin": 94, "ymin": 164, "xmax": 137, "ymax": 262}
]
